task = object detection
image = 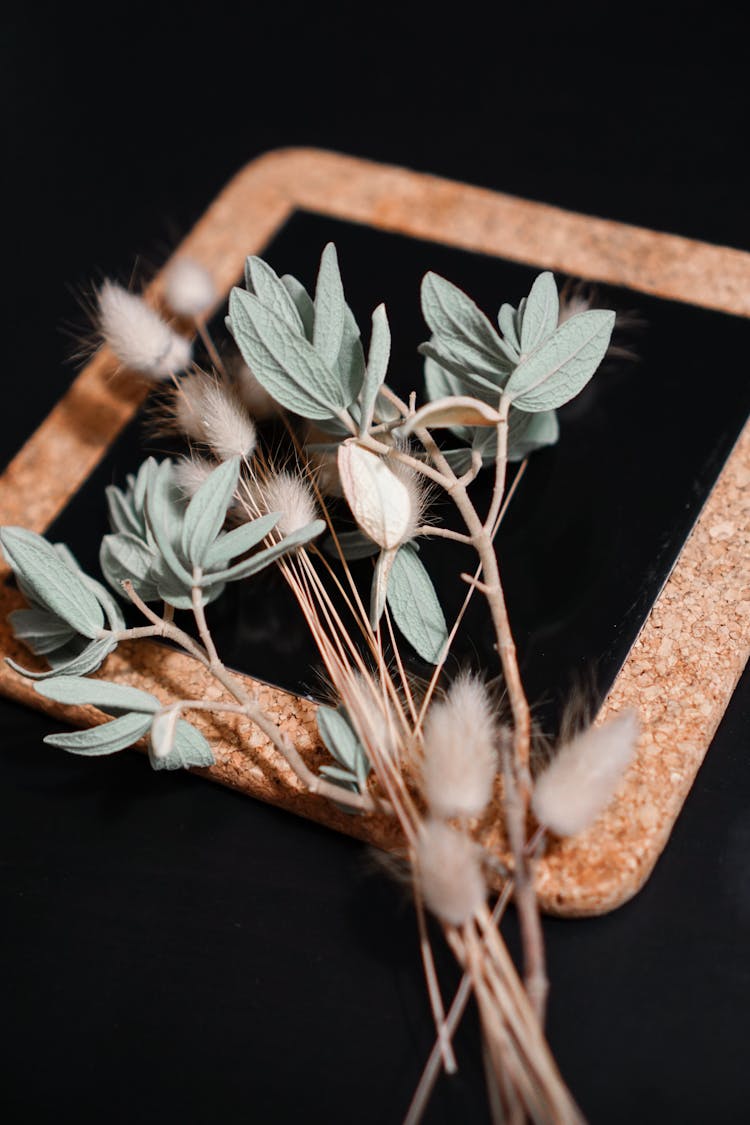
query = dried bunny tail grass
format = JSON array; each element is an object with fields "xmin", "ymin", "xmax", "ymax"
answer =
[
  {"xmin": 170, "ymin": 371, "xmax": 213, "ymax": 442},
  {"xmin": 416, "ymin": 820, "xmax": 487, "ymax": 926},
  {"xmin": 198, "ymin": 380, "xmax": 257, "ymax": 461},
  {"xmin": 257, "ymin": 470, "xmax": 318, "ymax": 537},
  {"xmin": 337, "ymin": 668, "xmax": 402, "ymax": 763},
  {"xmin": 234, "ymin": 360, "xmax": 280, "ymax": 419},
  {"xmin": 97, "ymin": 280, "xmax": 192, "ymax": 378},
  {"xmin": 163, "ymin": 258, "xmax": 216, "ymax": 319},
  {"xmin": 559, "ymin": 279, "xmax": 644, "ymax": 360},
  {"xmin": 173, "ymin": 455, "xmax": 216, "ymax": 498},
  {"xmin": 421, "ymin": 672, "xmax": 498, "ymax": 820},
  {"xmin": 531, "ymin": 709, "xmax": 639, "ymax": 837}
]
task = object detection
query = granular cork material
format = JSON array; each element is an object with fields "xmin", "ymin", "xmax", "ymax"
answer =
[{"xmin": 1, "ymin": 150, "xmax": 748, "ymax": 916}]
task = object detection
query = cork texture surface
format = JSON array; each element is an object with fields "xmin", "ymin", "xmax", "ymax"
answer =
[{"xmin": 0, "ymin": 148, "xmax": 748, "ymax": 916}]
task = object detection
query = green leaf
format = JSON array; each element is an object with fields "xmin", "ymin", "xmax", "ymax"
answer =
[
  {"xmin": 203, "ymin": 520, "xmax": 325, "ymax": 585},
  {"xmin": 418, "ymin": 342, "xmax": 503, "ymax": 399},
  {"xmin": 313, "ymin": 242, "xmax": 346, "ymax": 370},
  {"xmin": 229, "ymin": 288, "xmax": 348, "ymax": 420},
  {"xmin": 203, "ymin": 512, "xmax": 280, "ymax": 569},
  {"xmin": 506, "ymin": 310, "xmax": 615, "ymax": 412},
  {"xmin": 359, "ymin": 304, "xmax": 390, "ymax": 434},
  {"xmin": 8, "ymin": 609, "xmax": 76, "ymax": 655},
  {"xmin": 35, "ymin": 676, "xmax": 160, "ymax": 713},
  {"xmin": 281, "ymin": 274, "xmax": 315, "ymax": 340},
  {"xmin": 336, "ymin": 303, "xmax": 366, "ymax": 408},
  {"xmin": 105, "ymin": 485, "xmax": 141, "ymax": 536},
  {"xmin": 245, "ymin": 256, "xmax": 305, "ymax": 334},
  {"xmin": 43, "ymin": 711, "xmax": 152, "ymax": 756},
  {"xmin": 0, "ymin": 527, "xmax": 104, "ymax": 639},
  {"xmin": 370, "ymin": 547, "xmax": 397, "ymax": 628},
  {"xmin": 386, "ymin": 544, "xmax": 448, "ymax": 664},
  {"xmin": 144, "ymin": 460, "xmax": 192, "ymax": 584},
  {"xmin": 181, "ymin": 457, "xmax": 240, "ymax": 568},
  {"xmin": 100, "ymin": 532, "xmax": 161, "ymax": 603},
  {"xmin": 421, "ymin": 272, "xmax": 517, "ymax": 370},
  {"xmin": 151, "ymin": 719, "xmax": 215, "ymax": 771},
  {"xmin": 323, "ymin": 529, "xmax": 379, "ymax": 561},
  {"xmin": 7, "ymin": 636, "xmax": 117, "ymax": 681},
  {"xmin": 508, "ymin": 408, "xmax": 559, "ymax": 460},
  {"xmin": 497, "ymin": 303, "xmax": 520, "ymax": 352},
  {"xmin": 317, "ymin": 706, "xmax": 370, "ymax": 789},
  {"xmin": 520, "ymin": 272, "xmax": 559, "ymax": 355}
]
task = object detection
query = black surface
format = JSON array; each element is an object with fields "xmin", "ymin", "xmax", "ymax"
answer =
[{"xmin": 2, "ymin": 5, "xmax": 749, "ymax": 1124}]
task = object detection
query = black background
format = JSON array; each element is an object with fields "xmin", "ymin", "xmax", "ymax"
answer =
[{"xmin": 2, "ymin": 4, "xmax": 749, "ymax": 1123}]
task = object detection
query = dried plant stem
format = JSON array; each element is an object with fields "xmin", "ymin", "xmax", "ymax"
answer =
[{"xmin": 413, "ymin": 872, "xmax": 457, "ymax": 1076}]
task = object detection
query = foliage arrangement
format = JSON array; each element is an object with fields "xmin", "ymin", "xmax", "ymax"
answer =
[{"xmin": 1, "ymin": 247, "xmax": 640, "ymax": 1122}]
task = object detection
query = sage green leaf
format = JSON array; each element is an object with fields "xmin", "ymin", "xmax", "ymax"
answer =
[
  {"xmin": 506, "ymin": 310, "xmax": 615, "ymax": 412},
  {"xmin": 105, "ymin": 485, "xmax": 141, "ymax": 536},
  {"xmin": 313, "ymin": 242, "xmax": 346, "ymax": 370},
  {"xmin": 203, "ymin": 512, "xmax": 281, "ymax": 569},
  {"xmin": 317, "ymin": 706, "xmax": 369, "ymax": 784},
  {"xmin": 0, "ymin": 527, "xmax": 104, "ymax": 638},
  {"xmin": 323, "ymin": 529, "xmax": 379, "ymax": 561},
  {"xmin": 155, "ymin": 564, "xmax": 224, "ymax": 609},
  {"xmin": 421, "ymin": 272, "xmax": 517, "ymax": 369},
  {"xmin": 181, "ymin": 456, "xmax": 240, "ymax": 567},
  {"xmin": 281, "ymin": 274, "xmax": 315, "ymax": 340},
  {"xmin": 70, "ymin": 561, "xmax": 126, "ymax": 632},
  {"xmin": 245, "ymin": 256, "xmax": 305, "ymax": 334},
  {"xmin": 386, "ymin": 544, "xmax": 447, "ymax": 664},
  {"xmin": 145, "ymin": 460, "xmax": 192, "ymax": 584},
  {"xmin": 370, "ymin": 547, "xmax": 397, "ymax": 628},
  {"xmin": 520, "ymin": 272, "xmax": 559, "ymax": 355},
  {"xmin": 100, "ymin": 532, "xmax": 161, "ymax": 603},
  {"xmin": 418, "ymin": 342, "xmax": 503, "ymax": 399},
  {"xmin": 424, "ymin": 354, "xmax": 472, "ymax": 444},
  {"xmin": 35, "ymin": 676, "xmax": 160, "ymax": 713},
  {"xmin": 336, "ymin": 304, "xmax": 366, "ymax": 408},
  {"xmin": 498, "ymin": 303, "xmax": 520, "ymax": 352},
  {"xmin": 43, "ymin": 711, "xmax": 152, "ymax": 755},
  {"xmin": 229, "ymin": 288, "xmax": 347, "ymax": 420},
  {"xmin": 150, "ymin": 718, "xmax": 215, "ymax": 770},
  {"xmin": 9, "ymin": 609, "xmax": 76, "ymax": 655},
  {"xmin": 359, "ymin": 304, "xmax": 390, "ymax": 434},
  {"xmin": 441, "ymin": 448, "xmax": 474, "ymax": 474},
  {"xmin": 203, "ymin": 520, "xmax": 325, "ymax": 585},
  {"xmin": 7, "ymin": 636, "xmax": 117, "ymax": 681},
  {"xmin": 508, "ymin": 408, "xmax": 559, "ymax": 460},
  {"xmin": 320, "ymin": 764, "xmax": 358, "ymax": 786}
]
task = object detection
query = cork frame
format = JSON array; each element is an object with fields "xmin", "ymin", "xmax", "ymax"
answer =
[{"xmin": 1, "ymin": 148, "xmax": 748, "ymax": 917}]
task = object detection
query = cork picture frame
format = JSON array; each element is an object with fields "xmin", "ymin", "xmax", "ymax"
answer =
[{"xmin": 1, "ymin": 148, "xmax": 748, "ymax": 917}]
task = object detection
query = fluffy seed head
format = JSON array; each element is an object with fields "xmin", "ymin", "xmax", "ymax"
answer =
[
  {"xmin": 416, "ymin": 820, "xmax": 486, "ymax": 926},
  {"xmin": 173, "ymin": 455, "xmax": 216, "ymax": 498},
  {"xmin": 422, "ymin": 673, "xmax": 498, "ymax": 819},
  {"xmin": 194, "ymin": 380, "xmax": 257, "ymax": 461},
  {"xmin": 235, "ymin": 361, "xmax": 279, "ymax": 419},
  {"xmin": 164, "ymin": 258, "xmax": 216, "ymax": 318},
  {"xmin": 531, "ymin": 709, "xmax": 639, "ymax": 837},
  {"xmin": 258, "ymin": 470, "xmax": 317, "ymax": 537},
  {"xmin": 173, "ymin": 372, "xmax": 212, "ymax": 441},
  {"xmin": 97, "ymin": 280, "xmax": 192, "ymax": 378}
]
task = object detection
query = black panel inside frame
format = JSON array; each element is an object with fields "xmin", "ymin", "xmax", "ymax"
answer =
[{"xmin": 46, "ymin": 212, "xmax": 750, "ymax": 735}]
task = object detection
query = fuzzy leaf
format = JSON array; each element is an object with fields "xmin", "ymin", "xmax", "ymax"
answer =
[
  {"xmin": 336, "ymin": 304, "xmax": 367, "ymax": 407},
  {"xmin": 145, "ymin": 460, "xmax": 192, "ymax": 584},
  {"xmin": 313, "ymin": 243, "xmax": 346, "ymax": 370},
  {"xmin": 508, "ymin": 408, "xmax": 559, "ymax": 460},
  {"xmin": 105, "ymin": 485, "xmax": 142, "ymax": 537},
  {"xmin": 245, "ymin": 256, "xmax": 305, "ymax": 334},
  {"xmin": 7, "ymin": 636, "xmax": 117, "ymax": 681},
  {"xmin": 35, "ymin": 676, "xmax": 160, "ymax": 713},
  {"xmin": 204, "ymin": 512, "xmax": 281, "ymax": 569},
  {"xmin": 506, "ymin": 310, "xmax": 615, "ymax": 412},
  {"xmin": 401, "ymin": 395, "xmax": 501, "ymax": 435},
  {"xmin": 43, "ymin": 711, "xmax": 152, "ymax": 756},
  {"xmin": 359, "ymin": 304, "xmax": 391, "ymax": 434},
  {"xmin": 100, "ymin": 532, "xmax": 161, "ymax": 602},
  {"xmin": 497, "ymin": 303, "xmax": 520, "ymax": 352},
  {"xmin": 520, "ymin": 272, "xmax": 559, "ymax": 355},
  {"xmin": 229, "ymin": 288, "xmax": 348, "ymax": 420},
  {"xmin": 204, "ymin": 520, "xmax": 325, "ymax": 585},
  {"xmin": 281, "ymin": 274, "xmax": 315, "ymax": 340},
  {"xmin": 8, "ymin": 609, "xmax": 76, "ymax": 655},
  {"xmin": 181, "ymin": 457, "xmax": 240, "ymax": 568},
  {"xmin": 150, "ymin": 719, "xmax": 215, "ymax": 771},
  {"xmin": 0, "ymin": 528, "xmax": 104, "ymax": 639},
  {"xmin": 317, "ymin": 706, "xmax": 369, "ymax": 784},
  {"xmin": 421, "ymin": 273, "xmax": 517, "ymax": 369},
  {"xmin": 386, "ymin": 544, "xmax": 447, "ymax": 664},
  {"xmin": 418, "ymin": 342, "xmax": 503, "ymax": 399}
]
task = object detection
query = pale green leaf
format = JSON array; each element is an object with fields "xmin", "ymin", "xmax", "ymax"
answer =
[
  {"xmin": 229, "ymin": 288, "xmax": 348, "ymax": 420},
  {"xmin": 520, "ymin": 272, "xmax": 559, "ymax": 355},
  {"xmin": 370, "ymin": 547, "xmax": 397, "ymax": 628},
  {"xmin": 506, "ymin": 310, "xmax": 615, "ymax": 412},
  {"xmin": 100, "ymin": 532, "xmax": 161, "ymax": 602},
  {"xmin": 203, "ymin": 512, "xmax": 281, "ymax": 569},
  {"xmin": 35, "ymin": 676, "xmax": 160, "ymax": 713},
  {"xmin": 7, "ymin": 636, "xmax": 117, "ymax": 681},
  {"xmin": 313, "ymin": 242, "xmax": 346, "ymax": 370},
  {"xmin": 245, "ymin": 256, "xmax": 305, "ymax": 334},
  {"xmin": 203, "ymin": 520, "xmax": 325, "ymax": 585},
  {"xmin": 181, "ymin": 457, "xmax": 240, "ymax": 567},
  {"xmin": 497, "ymin": 303, "xmax": 520, "ymax": 352},
  {"xmin": 281, "ymin": 274, "xmax": 315, "ymax": 340},
  {"xmin": 336, "ymin": 304, "xmax": 366, "ymax": 407},
  {"xmin": 144, "ymin": 460, "xmax": 192, "ymax": 584},
  {"xmin": 386, "ymin": 544, "xmax": 447, "ymax": 664},
  {"xmin": 421, "ymin": 272, "xmax": 517, "ymax": 369},
  {"xmin": 418, "ymin": 342, "xmax": 503, "ymax": 399},
  {"xmin": 8, "ymin": 609, "xmax": 76, "ymax": 655},
  {"xmin": 151, "ymin": 719, "xmax": 215, "ymax": 771},
  {"xmin": 323, "ymin": 529, "xmax": 379, "ymax": 561},
  {"xmin": 0, "ymin": 527, "xmax": 104, "ymax": 639},
  {"xmin": 359, "ymin": 304, "xmax": 390, "ymax": 434},
  {"xmin": 43, "ymin": 711, "xmax": 152, "ymax": 756}
]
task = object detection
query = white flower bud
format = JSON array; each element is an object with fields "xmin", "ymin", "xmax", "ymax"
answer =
[
  {"xmin": 98, "ymin": 280, "xmax": 191, "ymax": 378},
  {"xmin": 532, "ymin": 710, "xmax": 638, "ymax": 837},
  {"xmin": 422, "ymin": 673, "xmax": 497, "ymax": 819},
  {"xmin": 338, "ymin": 443, "xmax": 418, "ymax": 550},
  {"xmin": 164, "ymin": 258, "xmax": 217, "ymax": 318},
  {"xmin": 416, "ymin": 820, "xmax": 486, "ymax": 926}
]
